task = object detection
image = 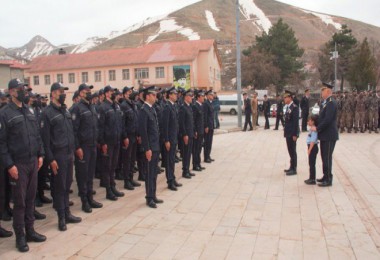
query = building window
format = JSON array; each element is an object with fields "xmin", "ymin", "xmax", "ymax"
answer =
[
  {"xmin": 57, "ymin": 74, "xmax": 63, "ymax": 83},
  {"xmin": 122, "ymin": 69, "xmax": 130, "ymax": 80},
  {"xmin": 69, "ymin": 73, "xmax": 75, "ymax": 83},
  {"xmin": 108, "ymin": 70, "xmax": 116, "ymax": 81},
  {"xmin": 155, "ymin": 67, "xmax": 165, "ymax": 78},
  {"xmin": 33, "ymin": 76, "xmax": 39, "ymax": 86},
  {"xmin": 95, "ymin": 71, "xmax": 101, "ymax": 82},
  {"xmin": 134, "ymin": 68, "xmax": 149, "ymax": 79},
  {"xmin": 44, "ymin": 75, "xmax": 50, "ymax": 85},
  {"xmin": 81, "ymin": 72, "xmax": 88, "ymax": 83}
]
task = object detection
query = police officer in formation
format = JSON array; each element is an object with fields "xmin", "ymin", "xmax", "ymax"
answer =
[
  {"xmin": 0, "ymin": 78, "xmax": 217, "ymax": 251},
  {"xmin": 300, "ymin": 89, "xmax": 310, "ymax": 132}
]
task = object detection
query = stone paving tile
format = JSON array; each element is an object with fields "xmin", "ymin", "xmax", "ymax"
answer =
[{"xmin": 0, "ymin": 129, "xmax": 380, "ymax": 259}]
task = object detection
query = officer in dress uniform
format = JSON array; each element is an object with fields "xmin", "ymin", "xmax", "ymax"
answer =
[
  {"xmin": 263, "ymin": 95, "xmax": 271, "ymax": 129},
  {"xmin": 301, "ymin": 89, "xmax": 310, "ymax": 132},
  {"xmin": 138, "ymin": 86, "xmax": 163, "ymax": 208},
  {"xmin": 192, "ymin": 89, "xmax": 206, "ymax": 172},
  {"xmin": 179, "ymin": 90, "xmax": 195, "ymax": 179},
  {"xmin": 162, "ymin": 87, "xmax": 182, "ymax": 191},
  {"xmin": 203, "ymin": 90, "xmax": 215, "ymax": 163},
  {"xmin": 283, "ymin": 90, "xmax": 300, "ymax": 176},
  {"xmin": 242, "ymin": 93, "xmax": 253, "ymax": 131},
  {"xmin": 98, "ymin": 86, "xmax": 125, "ymax": 201},
  {"xmin": 71, "ymin": 84, "xmax": 103, "ymax": 213},
  {"xmin": 0, "ymin": 79, "xmax": 46, "ymax": 252},
  {"xmin": 312, "ymin": 82, "xmax": 339, "ymax": 187},
  {"xmin": 120, "ymin": 86, "xmax": 141, "ymax": 190},
  {"xmin": 136, "ymin": 87, "xmax": 147, "ymax": 182},
  {"xmin": 40, "ymin": 83, "xmax": 82, "ymax": 231}
]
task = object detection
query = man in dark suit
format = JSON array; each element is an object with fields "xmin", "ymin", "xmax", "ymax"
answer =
[
  {"xmin": 311, "ymin": 82, "xmax": 339, "ymax": 187},
  {"xmin": 274, "ymin": 95, "xmax": 284, "ymax": 130},
  {"xmin": 301, "ymin": 89, "xmax": 310, "ymax": 132},
  {"xmin": 242, "ymin": 93, "xmax": 253, "ymax": 131},
  {"xmin": 283, "ymin": 90, "xmax": 300, "ymax": 176},
  {"xmin": 203, "ymin": 90, "xmax": 215, "ymax": 163},
  {"xmin": 192, "ymin": 89, "xmax": 205, "ymax": 172},
  {"xmin": 263, "ymin": 95, "xmax": 271, "ymax": 129}
]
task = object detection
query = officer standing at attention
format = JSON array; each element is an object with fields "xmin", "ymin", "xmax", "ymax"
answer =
[
  {"xmin": 310, "ymin": 82, "xmax": 339, "ymax": 187},
  {"xmin": 192, "ymin": 89, "xmax": 206, "ymax": 172},
  {"xmin": 203, "ymin": 90, "xmax": 215, "ymax": 163},
  {"xmin": 274, "ymin": 94, "xmax": 285, "ymax": 130},
  {"xmin": 40, "ymin": 83, "xmax": 82, "ymax": 232},
  {"xmin": 263, "ymin": 94, "xmax": 271, "ymax": 130},
  {"xmin": 120, "ymin": 86, "xmax": 141, "ymax": 190},
  {"xmin": 162, "ymin": 87, "xmax": 182, "ymax": 191},
  {"xmin": 71, "ymin": 83, "xmax": 103, "ymax": 213},
  {"xmin": 98, "ymin": 86, "xmax": 125, "ymax": 200},
  {"xmin": 0, "ymin": 79, "xmax": 46, "ymax": 252},
  {"xmin": 242, "ymin": 93, "xmax": 253, "ymax": 131},
  {"xmin": 283, "ymin": 90, "xmax": 300, "ymax": 176},
  {"xmin": 301, "ymin": 89, "xmax": 310, "ymax": 132},
  {"xmin": 179, "ymin": 90, "xmax": 195, "ymax": 179},
  {"xmin": 139, "ymin": 86, "xmax": 163, "ymax": 208}
]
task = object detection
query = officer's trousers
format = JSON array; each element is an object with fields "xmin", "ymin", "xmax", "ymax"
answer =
[
  {"xmin": 182, "ymin": 137, "xmax": 193, "ymax": 173},
  {"xmin": 137, "ymin": 144, "xmax": 147, "ymax": 181},
  {"xmin": 320, "ymin": 141, "xmax": 336, "ymax": 181},
  {"xmin": 11, "ymin": 158, "xmax": 38, "ymax": 234},
  {"xmin": 122, "ymin": 137, "xmax": 137, "ymax": 182},
  {"xmin": 204, "ymin": 130, "xmax": 214, "ymax": 160},
  {"xmin": 192, "ymin": 134, "xmax": 203, "ymax": 168},
  {"xmin": 275, "ymin": 115, "xmax": 284, "ymax": 129},
  {"xmin": 37, "ymin": 159, "xmax": 49, "ymax": 199},
  {"xmin": 165, "ymin": 142, "xmax": 177, "ymax": 184},
  {"xmin": 102, "ymin": 144, "xmax": 120, "ymax": 188},
  {"xmin": 145, "ymin": 151, "xmax": 159, "ymax": 200},
  {"xmin": 243, "ymin": 112, "xmax": 252, "ymax": 130},
  {"xmin": 75, "ymin": 145, "xmax": 96, "ymax": 200},
  {"xmin": 301, "ymin": 111, "xmax": 309, "ymax": 131},
  {"xmin": 51, "ymin": 150, "xmax": 73, "ymax": 217},
  {"xmin": 308, "ymin": 144, "xmax": 318, "ymax": 180},
  {"xmin": 286, "ymin": 137, "xmax": 297, "ymax": 170}
]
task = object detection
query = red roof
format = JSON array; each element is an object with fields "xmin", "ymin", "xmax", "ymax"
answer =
[
  {"xmin": 0, "ymin": 60, "xmax": 27, "ymax": 69},
  {"xmin": 26, "ymin": 40, "xmax": 220, "ymax": 73}
]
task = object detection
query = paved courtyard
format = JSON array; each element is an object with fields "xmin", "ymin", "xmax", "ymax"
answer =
[{"xmin": 0, "ymin": 125, "xmax": 380, "ymax": 259}]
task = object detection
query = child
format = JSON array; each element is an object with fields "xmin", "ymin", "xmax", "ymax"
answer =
[{"xmin": 304, "ymin": 115, "xmax": 319, "ymax": 185}]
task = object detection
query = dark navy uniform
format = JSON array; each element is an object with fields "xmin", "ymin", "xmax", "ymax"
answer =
[
  {"xmin": 263, "ymin": 98, "xmax": 271, "ymax": 129},
  {"xmin": 136, "ymin": 97, "xmax": 147, "ymax": 181},
  {"xmin": 284, "ymin": 98, "xmax": 300, "ymax": 174},
  {"xmin": 274, "ymin": 98, "xmax": 285, "ymax": 130},
  {"xmin": 0, "ymin": 79, "xmax": 46, "ymax": 251},
  {"xmin": 317, "ymin": 87, "xmax": 339, "ymax": 186},
  {"xmin": 179, "ymin": 98, "xmax": 194, "ymax": 178},
  {"xmin": 301, "ymin": 93, "xmax": 310, "ymax": 131},
  {"xmin": 139, "ymin": 97, "xmax": 161, "ymax": 207},
  {"xmin": 71, "ymin": 97, "xmax": 102, "ymax": 211},
  {"xmin": 203, "ymin": 94, "xmax": 214, "ymax": 162},
  {"xmin": 98, "ymin": 97, "xmax": 124, "ymax": 199},
  {"xmin": 192, "ymin": 100, "xmax": 204, "ymax": 170},
  {"xmin": 243, "ymin": 96, "xmax": 253, "ymax": 131},
  {"xmin": 162, "ymin": 97, "xmax": 179, "ymax": 188}
]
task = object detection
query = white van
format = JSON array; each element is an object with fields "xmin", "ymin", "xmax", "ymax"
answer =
[{"xmin": 219, "ymin": 94, "xmax": 243, "ymax": 115}]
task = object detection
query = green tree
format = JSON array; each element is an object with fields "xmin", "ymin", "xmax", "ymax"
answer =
[
  {"xmin": 347, "ymin": 38, "xmax": 377, "ymax": 91},
  {"xmin": 318, "ymin": 25, "xmax": 357, "ymax": 90},
  {"xmin": 255, "ymin": 18, "xmax": 304, "ymax": 93}
]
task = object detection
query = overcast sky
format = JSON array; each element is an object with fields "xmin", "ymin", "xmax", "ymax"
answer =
[{"xmin": 1, "ymin": 0, "xmax": 379, "ymax": 48}]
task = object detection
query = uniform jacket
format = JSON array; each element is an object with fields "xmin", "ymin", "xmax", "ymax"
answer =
[
  {"xmin": 71, "ymin": 99, "xmax": 98, "ymax": 148},
  {"xmin": 284, "ymin": 102, "xmax": 300, "ymax": 138},
  {"xmin": 300, "ymin": 96, "xmax": 309, "ymax": 114},
  {"xmin": 244, "ymin": 98, "xmax": 252, "ymax": 113},
  {"xmin": 263, "ymin": 100, "xmax": 271, "ymax": 116},
  {"xmin": 98, "ymin": 99, "xmax": 123, "ymax": 145},
  {"xmin": 120, "ymin": 99, "xmax": 138, "ymax": 141},
  {"xmin": 138, "ymin": 103, "xmax": 160, "ymax": 152},
  {"xmin": 40, "ymin": 103, "xmax": 75, "ymax": 163},
  {"xmin": 276, "ymin": 100, "xmax": 284, "ymax": 117},
  {"xmin": 0, "ymin": 102, "xmax": 44, "ymax": 168},
  {"xmin": 317, "ymin": 96, "xmax": 339, "ymax": 141},
  {"xmin": 203, "ymin": 99, "xmax": 214, "ymax": 129},
  {"xmin": 179, "ymin": 102, "xmax": 194, "ymax": 138},
  {"xmin": 162, "ymin": 101, "xmax": 178, "ymax": 144},
  {"xmin": 192, "ymin": 101, "xmax": 205, "ymax": 136}
]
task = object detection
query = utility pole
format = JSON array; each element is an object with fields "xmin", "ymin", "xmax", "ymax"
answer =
[{"xmin": 235, "ymin": 0, "xmax": 242, "ymax": 128}]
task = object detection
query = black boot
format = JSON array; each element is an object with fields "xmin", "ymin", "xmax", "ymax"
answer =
[
  {"xmin": 173, "ymin": 180, "xmax": 183, "ymax": 187},
  {"xmin": 0, "ymin": 226, "xmax": 13, "ymax": 237},
  {"xmin": 65, "ymin": 211, "xmax": 82, "ymax": 224},
  {"xmin": 58, "ymin": 216, "xmax": 67, "ymax": 231},
  {"xmin": 168, "ymin": 182, "xmax": 178, "ymax": 191},
  {"xmin": 124, "ymin": 180, "xmax": 135, "ymax": 190},
  {"xmin": 130, "ymin": 179, "xmax": 141, "ymax": 187},
  {"xmin": 153, "ymin": 197, "xmax": 164, "ymax": 204},
  {"xmin": 39, "ymin": 194, "xmax": 52, "ymax": 204},
  {"xmin": 88, "ymin": 195, "xmax": 103, "ymax": 208},
  {"xmin": 81, "ymin": 198, "xmax": 92, "ymax": 213},
  {"xmin": 106, "ymin": 187, "xmax": 118, "ymax": 201},
  {"xmin": 26, "ymin": 228, "xmax": 46, "ymax": 242},
  {"xmin": 34, "ymin": 209, "xmax": 46, "ymax": 220},
  {"xmin": 111, "ymin": 185, "xmax": 125, "ymax": 197},
  {"xmin": 15, "ymin": 232, "xmax": 29, "ymax": 252}
]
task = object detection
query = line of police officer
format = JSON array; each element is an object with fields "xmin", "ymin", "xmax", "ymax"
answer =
[{"xmin": 0, "ymin": 78, "xmax": 216, "ymax": 252}]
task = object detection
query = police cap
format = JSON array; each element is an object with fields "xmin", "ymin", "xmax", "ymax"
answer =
[
  {"xmin": 51, "ymin": 82, "xmax": 69, "ymax": 92},
  {"xmin": 8, "ymin": 78, "xmax": 30, "ymax": 90},
  {"xmin": 104, "ymin": 85, "xmax": 117, "ymax": 93},
  {"xmin": 78, "ymin": 83, "xmax": 93, "ymax": 92},
  {"xmin": 122, "ymin": 86, "xmax": 134, "ymax": 94},
  {"xmin": 321, "ymin": 82, "xmax": 334, "ymax": 90}
]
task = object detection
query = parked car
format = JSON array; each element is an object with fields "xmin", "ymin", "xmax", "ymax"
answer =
[
  {"xmin": 219, "ymin": 94, "xmax": 243, "ymax": 115},
  {"xmin": 270, "ymin": 104, "xmax": 277, "ymax": 117}
]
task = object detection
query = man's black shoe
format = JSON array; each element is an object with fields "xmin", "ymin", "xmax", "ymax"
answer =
[
  {"xmin": 193, "ymin": 167, "xmax": 202, "ymax": 172},
  {"xmin": 316, "ymin": 177, "xmax": 325, "ymax": 182},
  {"xmin": 124, "ymin": 181, "xmax": 135, "ymax": 190},
  {"xmin": 286, "ymin": 170, "xmax": 297, "ymax": 176},
  {"xmin": 26, "ymin": 228, "xmax": 46, "ymax": 242},
  {"xmin": 111, "ymin": 185, "xmax": 125, "ymax": 197},
  {"xmin": 34, "ymin": 210, "xmax": 46, "ymax": 220},
  {"xmin": 131, "ymin": 180, "xmax": 141, "ymax": 187},
  {"xmin": 210, "ymin": 158, "xmax": 215, "ymax": 162},
  {"xmin": 58, "ymin": 217, "xmax": 67, "ymax": 231},
  {"xmin": 304, "ymin": 179, "xmax": 316, "ymax": 185},
  {"xmin": 40, "ymin": 195, "xmax": 52, "ymax": 204},
  {"xmin": 153, "ymin": 197, "xmax": 164, "ymax": 204},
  {"xmin": 0, "ymin": 227, "xmax": 13, "ymax": 237},
  {"xmin": 174, "ymin": 180, "xmax": 183, "ymax": 187},
  {"xmin": 318, "ymin": 181, "xmax": 332, "ymax": 187},
  {"xmin": 65, "ymin": 213, "xmax": 82, "ymax": 224},
  {"xmin": 106, "ymin": 188, "xmax": 118, "ymax": 201},
  {"xmin": 16, "ymin": 235, "xmax": 29, "ymax": 252},
  {"xmin": 199, "ymin": 165, "xmax": 206, "ymax": 170},
  {"xmin": 88, "ymin": 198, "xmax": 103, "ymax": 208},
  {"xmin": 284, "ymin": 168, "xmax": 291, "ymax": 173},
  {"xmin": 168, "ymin": 183, "xmax": 178, "ymax": 191},
  {"xmin": 204, "ymin": 159, "xmax": 212, "ymax": 163},
  {"xmin": 147, "ymin": 200, "xmax": 157, "ymax": 208},
  {"xmin": 189, "ymin": 172, "xmax": 196, "ymax": 177},
  {"xmin": 82, "ymin": 201, "xmax": 92, "ymax": 213},
  {"xmin": 182, "ymin": 173, "xmax": 191, "ymax": 179}
]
